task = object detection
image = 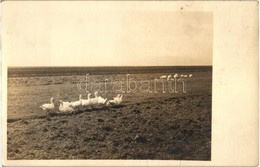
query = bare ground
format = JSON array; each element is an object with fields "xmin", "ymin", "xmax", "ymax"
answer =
[{"xmin": 7, "ymin": 94, "xmax": 211, "ymax": 160}]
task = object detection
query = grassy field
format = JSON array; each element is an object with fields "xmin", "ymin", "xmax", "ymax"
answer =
[{"xmin": 7, "ymin": 66, "xmax": 212, "ymax": 160}]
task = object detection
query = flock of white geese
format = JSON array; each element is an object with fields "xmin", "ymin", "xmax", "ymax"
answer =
[
  {"xmin": 40, "ymin": 92, "xmax": 123, "ymax": 113},
  {"xmin": 40, "ymin": 73, "xmax": 192, "ymax": 113},
  {"xmin": 160, "ymin": 73, "xmax": 193, "ymax": 80}
]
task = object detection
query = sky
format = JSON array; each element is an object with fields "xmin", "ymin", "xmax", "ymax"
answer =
[{"xmin": 4, "ymin": 2, "xmax": 213, "ymax": 67}]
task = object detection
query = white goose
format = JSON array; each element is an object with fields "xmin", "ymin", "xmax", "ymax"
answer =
[
  {"xmin": 82, "ymin": 93, "xmax": 92, "ymax": 107},
  {"xmin": 189, "ymin": 74, "xmax": 193, "ymax": 77},
  {"xmin": 70, "ymin": 94, "xmax": 82, "ymax": 108},
  {"xmin": 107, "ymin": 94, "xmax": 123, "ymax": 105},
  {"xmin": 167, "ymin": 75, "xmax": 172, "ymax": 81},
  {"xmin": 62, "ymin": 101, "xmax": 73, "ymax": 108},
  {"xmin": 89, "ymin": 92, "xmax": 99, "ymax": 106},
  {"xmin": 160, "ymin": 75, "xmax": 167, "ymax": 79},
  {"xmin": 97, "ymin": 96, "xmax": 108, "ymax": 105},
  {"xmin": 59, "ymin": 100, "xmax": 75, "ymax": 113},
  {"xmin": 40, "ymin": 97, "xmax": 55, "ymax": 111},
  {"xmin": 173, "ymin": 74, "xmax": 178, "ymax": 78}
]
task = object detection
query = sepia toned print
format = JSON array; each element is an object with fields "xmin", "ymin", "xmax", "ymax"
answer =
[
  {"xmin": 6, "ymin": 6, "xmax": 213, "ymax": 160},
  {"xmin": 7, "ymin": 66, "xmax": 212, "ymax": 160},
  {"xmin": 2, "ymin": 1, "xmax": 259, "ymax": 166}
]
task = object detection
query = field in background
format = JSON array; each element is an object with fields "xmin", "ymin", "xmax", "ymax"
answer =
[
  {"xmin": 7, "ymin": 66, "xmax": 212, "ymax": 160},
  {"xmin": 8, "ymin": 66, "xmax": 212, "ymax": 77},
  {"xmin": 8, "ymin": 66, "xmax": 211, "ymax": 120}
]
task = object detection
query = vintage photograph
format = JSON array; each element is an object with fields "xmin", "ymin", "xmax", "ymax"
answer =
[{"xmin": 6, "ymin": 3, "xmax": 212, "ymax": 160}]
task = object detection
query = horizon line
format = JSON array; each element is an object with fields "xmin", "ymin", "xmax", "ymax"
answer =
[{"xmin": 8, "ymin": 65, "xmax": 213, "ymax": 68}]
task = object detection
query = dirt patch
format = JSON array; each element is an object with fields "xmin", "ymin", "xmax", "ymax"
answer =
[{"xmin": 7, "ymin": 94, "xmax": 211, "ymax": 160}]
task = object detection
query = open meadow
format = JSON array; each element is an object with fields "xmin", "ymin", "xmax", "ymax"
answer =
[{"xmin": 7, "ymin": 66, "xmax": 212, "ymax": 160}]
